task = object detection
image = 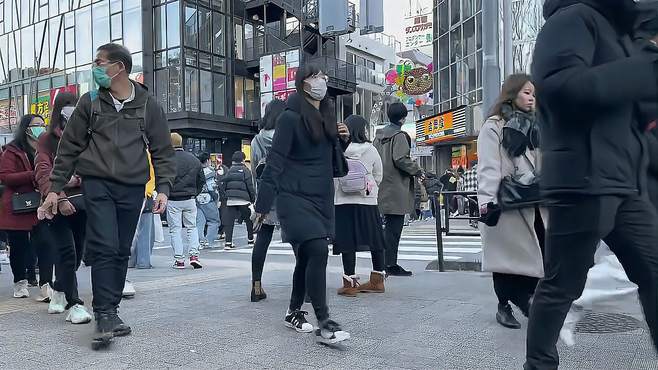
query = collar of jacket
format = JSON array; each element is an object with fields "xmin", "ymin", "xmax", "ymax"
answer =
[
  {"xmin": 4, "ymin": 143, "xmax": 32, "ymax": 170},
  {"xmin": 544, "ymin": 0, "xmax": 638, "ymax": 31},
  {"xmin": 96, "ymin": 79, "xmax": 149, "ymax": 109}
]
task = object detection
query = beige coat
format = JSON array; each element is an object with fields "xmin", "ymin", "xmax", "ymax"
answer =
[{"xmin": 477, "ymin": 116, "xmax": 546, "ymax": 278}]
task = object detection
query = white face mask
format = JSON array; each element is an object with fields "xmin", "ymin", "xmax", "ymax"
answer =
[
  {"xmin": 305, "ymin": 78, "xmax": 328, "ymax": 101},
  {"xmin": 61, "ymin": 106, "xmax": 75, "ymax": 123}
]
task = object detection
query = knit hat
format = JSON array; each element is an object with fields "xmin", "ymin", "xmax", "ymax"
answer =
[{"xmin": 171, "ymin": 133, "xmax": 183, "ymax": 148}]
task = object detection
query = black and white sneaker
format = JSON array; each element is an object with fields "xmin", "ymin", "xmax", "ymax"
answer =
[
  {"xmin": 284, "ymin": 310, "xmax": 314, "ymax": 333},
  {"xmin": 316, "ymin": 319, "xmax": 350, "ymax": 344}
]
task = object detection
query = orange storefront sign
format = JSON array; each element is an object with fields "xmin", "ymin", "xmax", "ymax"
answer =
[{"xmin": 416, "ymin": 106, "xmax": 467, "ymax": 146}]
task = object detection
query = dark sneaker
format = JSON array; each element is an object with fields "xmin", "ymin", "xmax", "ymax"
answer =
[
  {"xmin": 110, "ymin": 314, "xmax": 132, "ymax": 337},
  {"xmin": 496, "ymin": 303, "xmax": 521, "ymax": 329},
  {"xmin": 248, "ymin": 239, "xmax": 255, "ymax": 247},
  {"xmin": 251, "ymin": 281, "xmax": 267, "ymax": 302},
  {"xmin": 385, "ymin": 265, "xmax": 413, "ymax": 277},
  {"xmin": 190, "ymin": 256, "xmax": 203, "ymax": 269},
  {"xmin": 284, "ymin": 310, "xmax": 314, "ymax": 333},
  {"xmin": 92, "ymin": 314, "xmax": 115, "ymax": 350},
  {"xmin": 172, "ymin": 260, "xmax": 185, "ymax": 269},
  {"xmin": 316, "ymin": 319, "xmax": 350, "ymax": 344},
  {"xmin": 224, "ymin": 243, "xmax": 234, "ymax": 251}
]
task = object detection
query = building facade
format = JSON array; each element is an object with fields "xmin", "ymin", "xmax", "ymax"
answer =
[
  {"xmin": 426, "ymin": 0, "xmax": 542, "ymax": 174},
  {"xmin": 0, "ymin": 0, "xmax": 359, "ymax": 162}
]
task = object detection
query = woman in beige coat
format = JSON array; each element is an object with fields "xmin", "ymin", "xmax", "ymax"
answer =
[{"xmin": 477, "ymin": 74, "xmax": 546, "ymax": 330}]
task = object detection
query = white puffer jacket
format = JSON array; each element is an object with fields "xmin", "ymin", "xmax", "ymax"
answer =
[{"xmin": 334, "ymin": 142, "xmax": 383, "ymax": 206}]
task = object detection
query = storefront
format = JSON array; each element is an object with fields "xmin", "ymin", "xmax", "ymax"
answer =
[{"xmin": 415, "ymin": 105, "xmax": 478, "ymax": 175}]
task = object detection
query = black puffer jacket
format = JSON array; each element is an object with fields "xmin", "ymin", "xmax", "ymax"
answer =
[
  {"xmin": 170, "ymin": 149, "xmax": 204, "ymax": 200},
  {"xmin": 533, "ymin": 0, "xmax": 658, "ymax": 197},
  {"xmin": 222, "ymin": 163, "xmax": 255, "ymax": 203}
]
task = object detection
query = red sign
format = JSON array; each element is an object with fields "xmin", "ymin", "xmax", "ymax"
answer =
[{"xmin": 50, "ymin": 85, "xmax": 78, "ymax": 106}]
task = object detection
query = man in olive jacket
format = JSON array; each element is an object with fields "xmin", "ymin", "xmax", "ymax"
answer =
[
  {"xmin": 40, "ymin": 43, "xmax": 175, "ymax": 349},
  {"xmin": 374, "ymin": 102, "xmax": 423, "ymax": 277}
]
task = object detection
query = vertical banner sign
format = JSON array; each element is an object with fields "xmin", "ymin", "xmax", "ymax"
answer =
[
  {"xmin": 259, "ymin": 55, "xmax": 273, "ymax": 93},
  {"xmin": 403, "ymin": 13, "xmax": 433, "ymax": 50},
  {"xmin": 286, "ymin": 50, "xmax": 299, "ymax": 90},
  {"xmin": 272, "ymin": 53, "xmax": 287, "ymax": 92}
]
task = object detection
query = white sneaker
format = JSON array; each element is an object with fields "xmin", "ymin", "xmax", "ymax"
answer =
[
  {"xmin": 559, "ymin": 306, "xmax": 583, "ymax": 347},
  {"xmin": 316, "ymin": 319, "xmax": 350, "ymax": 344},
  {"xmin": 66, "ymin": 304, "xmax": 92, "ymax": 324},
  {"xmin": 48, "ymin": 290, "xmax": 66, "ymax": 314},
  {"xmin": 122, "ymin": 280, "xmax": 136, "ymax": 298},
  {"xmin": 36, "ymin": 283, "xmax": 52, "ymax": 302},
  {"xmin": 13, "ymin": 280, "xmax": 29, "ymax": 298}
]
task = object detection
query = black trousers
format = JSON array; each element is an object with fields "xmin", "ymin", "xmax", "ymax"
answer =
[
  {"xmin": 341, "ymin": 250, "xmax": 385, "ymax": 276},
  {"xmin": 7, "ymin": 230, "xmax": 31, "ymax": 283},
  {"xmin": 383, "ymin": 214, "xmax": 405, "ymax": 267},
  {"xmin": 252, "ymin": 224, "xmax": 275, "ymax": 282},
  {"xmin": 83, "ymin": 178, "xmax": 143, "ymax": 314},
  {"xmin": 224, "ymin": 205, "xmax": 254, "ymax": 244},
  {"xmin": 31, "ymin": 221, "xmax": 54, "ymax": 286},
  {"xmin": 289, "ymin": 238, "xmax": 330, "ymax": 323},
  {"xmin": 526, "ymin": 195, "xmax": 658, "ymax": 369},
  {"xmin": 50, "ymin": 211, "xmax": 87, "ymax": 309},
  {"xmin": 493, "ymin": 273, "xmax": 538, "ymax": 309}
]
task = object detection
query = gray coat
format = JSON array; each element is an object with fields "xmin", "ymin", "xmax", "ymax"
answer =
[
  {"xmin": 374, "ymin": 123, "xmax": 422, "ymax": 215},
  {"xmin": 477, "ymin": 116, "xmax": 546, "ymax": 278}
]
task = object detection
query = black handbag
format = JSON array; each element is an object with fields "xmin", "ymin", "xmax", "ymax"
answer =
[
  {"xmin": 497, "ymin": 154, "xmax": 542, "ymax": 210},
  {"xmin": 332, "ymin": 139, "xmax": 349, "ymax": 178},
  {"xmin": 11, "ymin": 191, "xmax": 41, "ymax": 214}
]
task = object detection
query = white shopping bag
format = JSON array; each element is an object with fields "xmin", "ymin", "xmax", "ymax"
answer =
[{"xmin": 153, "ymin": 213, "xmax": 164, "ymax": 243}]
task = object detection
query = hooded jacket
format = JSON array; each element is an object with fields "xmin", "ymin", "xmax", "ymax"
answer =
[
  {"xmin": 170, "ymin": 148, "xmax": 204, "ymax": 200},
  {"xmin": 334, "ymin": 142, "xmax": 383, "ymax": 206},
  {"xmin": 0, "ymin": 143, "xmax": 39, "ymax": 231},
  {"xmin": 373, "ymin": 123, "xmax": 422, "ymax": 215},
  {"xmin": 533, "ymin": 0, "xmax": 658, "ymax": 196},
  {"xmin": 50, "ymin": 81, "xmax": 176, "ymax": 196}
]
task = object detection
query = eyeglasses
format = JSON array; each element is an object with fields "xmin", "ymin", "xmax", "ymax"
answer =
[{"xmin": 309, "ymin": 73, "xmax": 329, "ymax": 82}]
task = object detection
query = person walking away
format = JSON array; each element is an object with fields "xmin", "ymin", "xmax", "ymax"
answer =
[
  {"xmin": 34, "ymin": 93, "xmax": 92, "ymax": 323},
  {"xmin": 477, "ymin": 74, "xmax": 545, "ymax": 330},
  {"xmin": 254, "ymin": 64, "xmax": 352, "ymax": 344},
  {"xmin": 196, "ymin": 152, "xmax": 221, "ymax": 249},
  {"xmin": 0, "ymin": 114, "xmax": 45, "ymax": 298},
  {"xmin": 40, "ymin": 43, "xmax": 176, "ymax": 350},
  {"xmin": 439, "ymin": 169, "xmax": 458, "ymax": 216},
  {"xmin": 167, "ymin": 133, "xmax": 204, "ymax": 269},
  {"xmin": 423, "ymin": 172, "xmax": 442, "ymax": 218},
  {"xmin": 221, "ymin": 151, "xmax": 256, "ymax": 249},
  {"xmin": 525, "ymin": 1, "xmax": 658, "ymax": 368},
  {"xmin": 333, "ymin": 115, "xmax": 387, "ymax": 297},
  {"xmin": 374, "ymin": 102, "xmax": 424, "ymax": 277},
  {"xmin": 250, "ymin": 99, "xmax": 286, "ymax": 302},
  {"xmin": 216, "ymin": 157, "xmax": 229, "ymax": 240}
]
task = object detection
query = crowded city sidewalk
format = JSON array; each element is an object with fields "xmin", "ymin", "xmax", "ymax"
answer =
[{"xmin": 0, "ymin": 241, "xmax": 655, "ymax": 369}]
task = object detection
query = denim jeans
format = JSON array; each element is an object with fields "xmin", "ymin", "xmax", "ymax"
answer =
[
  {"xmin": 128, "ymin": 212, "xmax": 155, "ymax": 269},
  {"xmin": 167, "ymin": 199, "xmax": 200, "ymax": 260},
  {"xmin": 196, "ymin": 200, "xmax": 220, "ymax": 245}
]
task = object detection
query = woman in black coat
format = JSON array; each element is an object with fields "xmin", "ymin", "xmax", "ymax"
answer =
[{"xmin": 255, "ymin": 64, "xmax": 351, "ymax": 344}]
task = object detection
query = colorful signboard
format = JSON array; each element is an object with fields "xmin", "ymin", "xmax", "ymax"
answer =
[
  {"xmin": 258, "ymin": 49, "xmax": 300, "ymax": 117},
  {"xmin": 403, "ymin": 13, "xmax": 433, "ymax": 50},
  {"xmin": 416, "ymin": 106, "xmax": 468, "ymax": 146},
  {"xmin": 259, "ymin": 55, "xmax": 273, "ymax": 93}
]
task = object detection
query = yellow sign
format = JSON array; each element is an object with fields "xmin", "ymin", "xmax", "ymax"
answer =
[{"xmin": 30, "ymin": 96, "xmax": 50, "ymax": 125}]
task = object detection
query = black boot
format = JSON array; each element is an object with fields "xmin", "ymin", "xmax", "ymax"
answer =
[
  {"xmin": 110, "ymin": 314, "xmax": 132, "ymax": 337},
  {"xmin": 92, "ymin": 313, "xmax": 115, "ymax": 350},
  {"xmin": 385, "ymin": 264, "xmax": 413, "ymax": 277},
  {"xmin": 496, "ymin": 303, "xmax": 521, "ymax": 329},
  {"xmin": 251, "ymin": 281, "xmax": 267, "ymax": 302}
]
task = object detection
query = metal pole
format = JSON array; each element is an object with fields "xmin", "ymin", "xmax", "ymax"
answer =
[
  {"xmin": 482, "ymin": 0, "xmax": 501, "ymax": 115},
  {"xmin": 433, "ymin": 192, "xmax": 445, "ymax": 272},
  {"xmin": 503, "ymin": 0, "xmax": 513, "ymax": 77}
]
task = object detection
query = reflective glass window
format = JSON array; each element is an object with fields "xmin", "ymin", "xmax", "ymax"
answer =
[
  {"xmin": 200, "ymin": 69, "xmax": 211, "ymax": 113},
  {"xmin": 450, "ymin": 0, "xmax": 460, "ymax": 26},
  {"xmin": 199, "ymin": 52, "xmax": 211, "ymax": 70},
  {"xmin": 212, "ymin": 0, "xmax": 225, "ymax": 11},
  {"xmin": 110, "ymin": 0, "xmax": 121, "ymax": 13},
  {"xmin": 49, "ymin": 0, "xmax": 59, "ymax": 17},
  {"xmin": 184, "ymin": 3, "xmax": 198, "ymax": 48},
  {"xmin": 155, "ymin": 51, "xmax": 166, "ymax": 68},
  {"xmin": 22, "ymin": 26, "xmax": 34, "ymax": 77},
  {"xmin": 76, "ymin": 65, "xmax": 92, "ymax": 95},
  {"xmin": 234, "ymin": 77, "xmax": 244, "ymax": 118},
  {"xmin": 185, "ymin": 67, "xmax": 199, "ymax": 112},
  {"xmin": 35, "ymin": 21, "xmax": 49, "ymax": 74},
  {"xmin": 155, "ymin": 68, "xmax": 168, "ymax": 110},
  {"xmin": 169, "ymin": 66, "xmax": 182, "ymax": 112},
  {"xmin": 213, "ymin": 72, "xmax": 225, "ymax": 116},
  {"xmin": 76, "ymin": 6, "xmax": 93, "ymax": 66},
  {"xmin": 50, "ymin": 17, "xmax": 64, "ymax": 71},
  {"xmin": 199, "ymin": 6, "xmax": 211, "ymax": 52},
  {"xmin": 168, "ymin": 47, "xmax": 181, "ymax": 65},
  {"xmin": 93, "ymin": 1, "xmax": 111, "ymax": 51},
  {"xmin": 111, "ymin": 13, "xmax": 122, "ymax": 41},
  {"xmin": 213, "ymin": 12, "xmax": 225, "ymax": 56},
  {"xmin": 60, "ymin": 0, "xmax": 70, "ymax": 13},
  {"xmin": 154, "ymin": 5, "xmax": 167, "ymax": 50},
  {"xmin": 464, "ymin": 18, "xmax": 475, "ymax": 56},
  {"xmin": 450, "ymin": 26, "xmax": 461, "ymax": 62},
  {"xmin": 123, "ymin": 0, "xmax": 142, "ymax": 53},
  {"xmin": 167, "ymin": 1, "xmax": 180, "ymax": 48}
]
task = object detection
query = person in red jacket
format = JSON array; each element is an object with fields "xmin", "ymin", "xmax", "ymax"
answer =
[
  {"xmin": 34, "ymin": 92, "xmax": 92, "ymax": 324},
  {"xmin": 0, "ymin": 114, "xmax": 45, "ymax": 298}
]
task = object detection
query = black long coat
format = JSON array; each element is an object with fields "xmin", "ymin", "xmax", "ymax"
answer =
[
  {"xmin": 533, "ymin": 0, "xmax": 658, "ymax": 197},
  {"xmin": 255, "ymin": 94, "xmax": 341, "ymax": 245}
]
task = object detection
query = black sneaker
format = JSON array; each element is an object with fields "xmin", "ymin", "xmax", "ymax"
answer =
[
  {"xmin": 110, "ymin": 314, "xmax": 132, "ymax": 337},
  {"xmin": 92, "ymin": 314, "xmax": 115, "ymax": 350},
  {"xmin": 496, "ymin": 303, "xmax": 521, "ymax": 329},
  {"xmin": 248, "ymin": 239, "xmax": 255, "ymax": 247},
  {"xmin": 284, "ymin": 310, "xmax": 314, "ymax": 333},
  {"xmin": 316, "ymin": 319, "xmax": 351, "ymax": 344},
  {"xmin": 385, "ymin": 264, "xmax": 413, "ymax": 277}
]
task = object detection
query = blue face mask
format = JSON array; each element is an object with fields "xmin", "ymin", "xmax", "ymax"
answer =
[
  {"xmin": 92, "ymin": 62, "xmax": 121, "ymax": 88},
  {"xmin": 28, "ymin": 126, "xmax": 46, "ymax": 139}
]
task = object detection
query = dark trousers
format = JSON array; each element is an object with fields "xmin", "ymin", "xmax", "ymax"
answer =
[
  {"xmin": 224, "ymin": 205, "xmax": 254, "ymax": 244},
  {"xmin": 341, "ymin": 250, "xmax": 385, "ymax": 276},
  {"xmin": 7, "ymin": 230, "xmax": 31, "ymax": 283},
  {"xmin": 493, "ymin": 273, "xmax": 538, "ymax": 309},
  {"xmin": 50, "ymin": 211, "xmax": 87, "ymax": 309},
  {"xmin": 383, "ymin": 214, "xmax": 405, "ymax": 267},
  {"xmin": 83, "ymin": 178, "xmax": 143, "ymax": 314},
  {"xmin": 289, "ymin": 238, "xmax": 330, "ymax": 323},
  {"xmin": 252, "ymin": 224, "xmax": 275, "ymax": 282},
  {"xmin": 526, "ymin": 195, "xmax": 658, "ymax": 369},
  {"xmin": 32, "ymin": 222, "xmax": 54, "ymax": 286}
]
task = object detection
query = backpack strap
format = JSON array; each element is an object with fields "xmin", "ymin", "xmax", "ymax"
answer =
[
  {"xmin": 140, "ymin": 99, "xmax": 149, "ymax": 147},
  {"xmin": 87, "ymin": 94, "xmax": 102, "ymax": 138}
]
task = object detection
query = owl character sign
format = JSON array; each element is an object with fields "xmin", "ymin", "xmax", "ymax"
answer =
[{"xmin": 384, "ymin": 59, "xmax": 434, "ymax": 107}]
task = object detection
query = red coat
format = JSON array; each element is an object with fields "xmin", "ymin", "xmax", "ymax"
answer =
[{"xmin": 0, "ymin": 143, "xmax": 38, "ymax": 231}]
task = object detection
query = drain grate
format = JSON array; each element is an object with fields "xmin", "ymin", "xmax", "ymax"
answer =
[{"xmin": 575, "ymin": 311, "xmax": 643, "ymax": 334}]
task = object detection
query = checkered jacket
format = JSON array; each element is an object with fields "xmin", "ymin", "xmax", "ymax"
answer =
[{"xmin": 459, "ymin": 165, "xmax": 478, "ymax": 192}]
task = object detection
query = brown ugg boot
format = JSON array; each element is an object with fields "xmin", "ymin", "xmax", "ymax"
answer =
[
  {"xmin": 337, "ymin": 275, "xmax": 360, "ymax": 297},
  {"xmin": 359, "ymin": 271, "xmax": 386, "ymax": 293}
]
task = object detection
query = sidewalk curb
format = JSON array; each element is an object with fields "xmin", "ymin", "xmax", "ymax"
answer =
[{"xmin": 425, "ymin": 259, "xmax": 482, "ymax": 272}]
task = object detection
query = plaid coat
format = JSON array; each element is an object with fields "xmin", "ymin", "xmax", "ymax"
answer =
[{"xmin": 459, "ymin": 166, "xmax": 478, "ymax": 192}]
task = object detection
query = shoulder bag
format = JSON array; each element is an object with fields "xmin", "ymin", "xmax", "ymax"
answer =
[
  {"xmin": 12, "ymin": 191, "xmax": 41, "ymax": 214},
  {"xmin": 497, "ymin": 153, "xmax": 542, "ymax": 210}
]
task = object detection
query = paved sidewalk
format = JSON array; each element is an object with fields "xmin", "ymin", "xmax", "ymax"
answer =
[{"xmin": 0, "ymin": 250, "xmax": 656, "ymax": 369}]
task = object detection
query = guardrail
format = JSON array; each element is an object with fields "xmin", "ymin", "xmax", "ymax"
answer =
[{"xmin": 431, "ymin": 190, "xmax": 480, "ymax": 272}]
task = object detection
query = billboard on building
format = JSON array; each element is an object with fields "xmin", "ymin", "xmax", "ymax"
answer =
[
  {"xmin": 416, "ymin": 106, "xmax": 468, "ymax": 146},
  {"xmin": 319, "ymin": 0, "xmax": 350, "ymax": 37},
  {"xmin": 403, "ymin": 13, "xmax": 433, "ymax": 50},
  {"xmin": 360, "ymin": 0, "xmax": 384, "ymax": 35},
  {"xmin": 259, "ymin": 49, "xmax": 300, "ymax": 117}
]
